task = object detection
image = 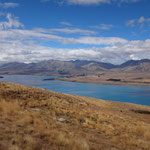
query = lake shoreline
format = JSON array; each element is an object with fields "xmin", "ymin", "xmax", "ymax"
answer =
[
  {"xmin": 2, "ymin": 72, "xmax": 150, "ymax": 87},
  {"xmin": 1, "ymin": 74, "xmax": 150, "ymax": 106}
]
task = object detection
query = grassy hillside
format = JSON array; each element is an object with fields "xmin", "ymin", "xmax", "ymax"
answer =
[{"xmin": 0, "ymin": 82, "xmax": 150, "ymax": 150}]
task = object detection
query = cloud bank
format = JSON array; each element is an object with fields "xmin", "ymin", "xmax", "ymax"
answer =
[{"xmin": 0, "ymin": 13, "xmax": 150, "ymax": 64}]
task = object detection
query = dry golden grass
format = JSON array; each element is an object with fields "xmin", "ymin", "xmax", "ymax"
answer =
[{"xmin": 0, "ymin": 81, "xmax": 150, "ymax": 150}]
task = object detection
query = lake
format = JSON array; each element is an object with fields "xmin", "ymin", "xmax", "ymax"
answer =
[{"xmin": 0, "ymin": 75, "xmax": 150, "ymax": 106}]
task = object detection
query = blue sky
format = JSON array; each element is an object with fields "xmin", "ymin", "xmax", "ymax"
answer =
[{"xmin": 0, "ymin": 0, "xmax": 150, "ymax": 64}]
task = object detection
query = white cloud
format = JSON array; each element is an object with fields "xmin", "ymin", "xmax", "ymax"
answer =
[
  {"xmin": 0, "ymin": 13, "xmax": 24, "ymax": 30},
  {"xmin": 90, "ymin": 24, "xmax": 113, "ymax": 30},
  {"xmin": 40, "ymin": 0, "xmax": 50, "ymax": 2},
  {"xmin": 1, "ymin": 24, "xmax": 150, "ymax": 64},
  {"xmin": 34, "ymin": 27, "xmax": 97, "ymax": 35},
  {"xmin": 40, "ymin": 0, "xmax": 141, "ymax": 5},
  {"xmin": 66, "ymin": 0, "xmax": 110, "ymax": 5},
  {"xmin": 0, "ymin": 2, "xmax": 19, "ymax": 8},
  {"xmin": 60, "ymin": 21, "xmax": 72, "ymax": 26},
  {"xmin": 126, "ymin": 19, "xmax": 136, "ymax": 27},
  {"xmin": 120, "ymin": 0, "xmax": 140, "ymax": 2},
  {"xmin": 126, "ymin": 16, "xmax": 150, "ymax": 27},
  {"xmin": 138, "ymin": 16, "xmax": 150, "ymax": 24},
  {"xmin": 0, "ymin": 28, "xmax": 127, "ymax": 46},
  {"xmin": 64, "ymin": 0, "xmax": 141, "ymax": 5},
  {"xmin": 138, "ymin": 16, "xmax": 145, "ymax": 23},
  {"xmin": 0, "ymin": 37, "xmax": 150, "ymax": 64},
  {"xmin": 52, "ymin": 28, "xmax": 97, "ymax": 35},
  {"xmin": 62, "ymin": 36, "xmax": 128, "ymax": 45}
]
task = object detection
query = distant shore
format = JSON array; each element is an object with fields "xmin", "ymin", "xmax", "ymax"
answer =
[
  {"xmin": 56, "ymin": 78, "xmax": 150, "ymax": 86},
  {"xmin": 55, "ymin": 72, "xmax": 150, "ymax": 86}
]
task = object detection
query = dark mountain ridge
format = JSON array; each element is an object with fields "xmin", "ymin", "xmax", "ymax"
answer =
[
  {"xmin": 0, "ymin": 59, "xmax": 150, "ymax": 75},
  {"xmin": 119, "ymin": 59, "xmax": 150, "ymax": 68}
]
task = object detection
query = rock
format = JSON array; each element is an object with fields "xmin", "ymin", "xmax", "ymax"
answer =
[{"xmin": 58, "ymin": 118, "xmax": 66, "ymax": 122}]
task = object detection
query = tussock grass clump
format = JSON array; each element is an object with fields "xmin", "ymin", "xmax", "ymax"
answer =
[{"xmin": 0, "ymin": 81, "xmax": 150, "ymax": 150}]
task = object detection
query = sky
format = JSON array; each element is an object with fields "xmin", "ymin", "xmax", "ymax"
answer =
[{"xmin": 0, "ymin": 0, "xmax": 150, "ymax": 64}]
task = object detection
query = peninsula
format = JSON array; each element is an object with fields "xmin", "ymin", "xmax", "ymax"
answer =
[{"xmin": 56, "ymin": 72, "xmax": 150, "ymax": 86}]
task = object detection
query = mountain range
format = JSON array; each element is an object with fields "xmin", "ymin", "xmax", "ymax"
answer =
[{"xmin": 0, "ymin": 59, "xmax": 150, "ymax": 75}]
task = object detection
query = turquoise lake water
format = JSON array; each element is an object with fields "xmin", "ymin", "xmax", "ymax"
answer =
[{"xmin": 0, "ymin": 75, "xmax": 150, "ymax": 106}]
